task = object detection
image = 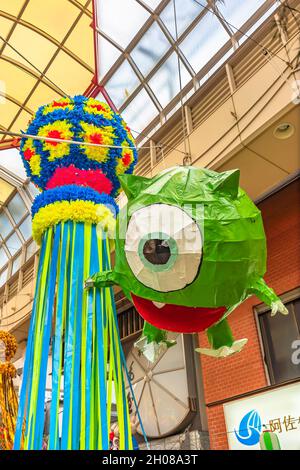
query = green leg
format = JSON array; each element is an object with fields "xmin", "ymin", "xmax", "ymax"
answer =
[
  {"xmin": 134, "ymin": 322, "xmax": 176, "ymax": 363},
  {"xmin": 196, "ymin": 319, "xmax": 248, "ymax": 358}
]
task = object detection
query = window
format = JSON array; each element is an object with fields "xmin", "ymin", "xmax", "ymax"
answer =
[
  {"xmin": 5, "ymin": 232, "xmax": 22, "ymax": 256},
  {"xmin": 0, "ymin": 267, "xmax": 8, "ymax": 287},
  {"xmin": 0, "ymin": 212, "xmax": 13, "ymax": 239},
  {"xmin": 148, "ymin": 52, "xmax": 191, "ymax": 107},
  {"xmin": 258, "ymin": 291, "xmax": 300, "ymax": 385},
  {"xmin": 106, "ymin": 60, "xmax": 140, "ymax": 108},
  {"xmin": 131, "ymin": 21, "xmax": 171, "ymax": 77},
  {"xmin": 11, "ymin": 254, "xmax": 21, "ymax": 276},
  {"xmin": 25, "ymin": 240, "xmax": 38, "ymax": 261},
  {"xmin": 0, "ymin": 247, "xmax": 8, "ymax": 269},
  {"xmin": 19, "ymin": 216, "xmax": 32, "ymax": 241},
  {"xmin": 7, "ymin": 192, "xmax": 27, "ymax": 224}
]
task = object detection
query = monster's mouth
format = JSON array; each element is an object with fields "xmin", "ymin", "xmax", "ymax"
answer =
[{"xmin": 131, "ymin": 294, "xmax": 227, "ymax": 333}]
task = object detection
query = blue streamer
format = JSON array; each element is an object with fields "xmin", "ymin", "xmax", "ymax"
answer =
[
  {"xmin": 13, "ymin": 236, "xmax": 47, "ymax": 449},
  {"xmin": 71, "ymin": 222, "xmax": 84, "ymax": 450},
  {"xmin": 49, "ymin": 222, "xmax": 69, "ymax": 449},
  {"xmin": 93, "ymin": 231, "xmax": 109, "ymax": 449},
  {"xmin": 32, "ymin": 224, "xmax": 61, "ymax": 449},
  {"xmin": 61, "ymin": 223, "xmax": 77, "ymax": 449},
  {"xmin": 110, "ymin": 292, "xmax": 150, "ymax": 450}
]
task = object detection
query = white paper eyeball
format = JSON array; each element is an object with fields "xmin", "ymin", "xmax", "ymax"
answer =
[{"xmin": 125, "ymin": 204, "xmax": 202, "ymax": 292}]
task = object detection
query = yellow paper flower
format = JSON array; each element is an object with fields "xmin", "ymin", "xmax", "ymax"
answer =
[
  {"xmin": 84, "ymin": 98, "xmax": 114, "ymax": 120},
  {"xmin": 29, "ymin": 154, "xmax": 41, "ymax": 176},
  {"xmin": 116, "ymin": 142, "xmax": 135, "ymax": 175},
  {"xmin": 32, "ymin": 200, "xmax": 116, "ymax": 244},
  {"xmin": 80, "ymin": 122, "xmax": 116, "ymax": 163},
  {"xmin": 42, "ymin": 97, "xmax": 74, "ymax": 115},
  {"xmin": 38, "ymin": 120, "xmax": 73, "ymax": 161}
]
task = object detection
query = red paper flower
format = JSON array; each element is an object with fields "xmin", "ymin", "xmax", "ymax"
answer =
[
  {"xmin": 52, "ymin": 101, "xmax": 69, "ymax": 108},
  {"xmin": 90, "ymin": 104, "xmax": 105, "ymax": 112},
  {"xmin": 46, "ymin": 165, "xmax": 113, "ymax": 195},
  {"xmin": 46, "ymin": 129, "xmax": 62, "ymax": 146},
  {"xmin": 24, "ymin": 148, "xmax": 35, "ymax": 161},
  {"xmin": 89, "ymin": 133, "xmax": 103, "ymax": 145},
  {"xmin": 122, "ymin": 153, "xmax": 132, "ymax": 166}
]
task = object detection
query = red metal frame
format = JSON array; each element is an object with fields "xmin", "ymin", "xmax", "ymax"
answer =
[
  {"xmin": 0, "ymin": 0, "xmax": 116, "ymax": 152},
  {"xmin": 0, "ymin": 138, "xmax": 20, "ymax": 151}
]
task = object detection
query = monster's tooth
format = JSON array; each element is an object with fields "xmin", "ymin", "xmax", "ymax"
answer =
[{"xmin": 152, "ymin": 301, "xmax": 165, "ymax": 309}]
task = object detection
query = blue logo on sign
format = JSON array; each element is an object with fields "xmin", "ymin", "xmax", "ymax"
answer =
[{"xmin": 234, "ymin": 410, "xmax": 262, "ymax": 446}]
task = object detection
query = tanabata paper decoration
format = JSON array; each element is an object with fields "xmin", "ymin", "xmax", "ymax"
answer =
[
  {"xmin": 14, "ymin": 96, "xmax": 138, "ymax": 450},
  {"xmin": 0, "ymin": 331, "xmax": 22, "ymax": 450},
  {"xmin": 91, "ymin": 166, "xmax": 288, "ymax": 361}
]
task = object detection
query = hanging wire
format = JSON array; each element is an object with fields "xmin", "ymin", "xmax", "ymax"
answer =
[
  {"xmin": 130, "ymin": 127, "xmax": 187, "ymax": 157},
  {"xmin": 228, "ymin": 87, "xmax": 290, "ymax": 175},
  {"xmin": 0, "ymin": 129, "xmax": 186, "ymax": 155},
  {"xmin": 172, "ymin": 0, "xmax": 192, "ymax": 166},
  {"xmin": 192, "ymin": 0, "xmax": 292, "ymax": 67},
  {"xmin": 0, "ymin": 34, "xmax": 70, "ymax": 98}
]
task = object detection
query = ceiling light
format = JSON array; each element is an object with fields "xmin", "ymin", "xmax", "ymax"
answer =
[{"xmin": 273, "ymin": 122, "xmax": 295, "ymax": 140}]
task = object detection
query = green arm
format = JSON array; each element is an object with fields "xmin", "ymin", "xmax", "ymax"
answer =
[
  {"xmin": 85, "ymin": 270, "xmax": 116, "ymax": 289},
  {"xmin": 247, "ymin": 278, "xmax": 288, "ymax": 316}
]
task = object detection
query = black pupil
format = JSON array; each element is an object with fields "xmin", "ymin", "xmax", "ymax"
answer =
[{"xmin": 143, "ymin": 239, "xmax": 171, "ymax": 265}]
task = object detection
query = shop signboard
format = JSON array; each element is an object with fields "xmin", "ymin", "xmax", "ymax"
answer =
[{"xmin": 223, "ymin": 382, "xmax": 300, "ymax": 450}]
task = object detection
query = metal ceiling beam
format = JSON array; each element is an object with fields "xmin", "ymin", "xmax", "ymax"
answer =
[
  {"xmin": 120, "ymin": 0, "xmax": 280, "ymax": 131},
  {"xmin": 68, "ymin": 0, "xmax": 93, "ymax": 18},
  {"xmin": 0, "ymin": 10, "xmax": 94, "ymax": 73},
  {"xmin": 0, "ymin": 0, "xmax": 30, "ymax": 56},
  {"xmin": 0, "ymin": 92, "xmax": 34, "ymax": 115},
  {"xmin": 1, "ymin": 55, "xmax": 66, "ymax": 95},
  {"xmin": 4, "ymin": 0, "xmax": 93, "ymax": 138}
]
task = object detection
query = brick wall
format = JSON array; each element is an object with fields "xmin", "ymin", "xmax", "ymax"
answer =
[{"xmin": 199, "ymin": 180, "xmax": 300, "ymax": 450}]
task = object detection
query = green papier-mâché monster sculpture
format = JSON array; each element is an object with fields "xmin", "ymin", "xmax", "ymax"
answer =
[{"xmin": 86, "ymin": 166, "xmax": 287, "ymax": 360}]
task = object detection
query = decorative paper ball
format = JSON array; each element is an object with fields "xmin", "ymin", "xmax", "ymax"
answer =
[{"xmin": 20, "ymin": 95, "xmax": 137, "ymax": 197}]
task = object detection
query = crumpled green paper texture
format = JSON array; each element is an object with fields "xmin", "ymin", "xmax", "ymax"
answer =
[{"xmin": 91, "ymin": 166, "xmax": 286, "ymax": 357}]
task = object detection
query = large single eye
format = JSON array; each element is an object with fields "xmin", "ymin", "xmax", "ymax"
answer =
[{"xmin": 125, "ymin": 204, "xmax": 202, "ymax": 292}]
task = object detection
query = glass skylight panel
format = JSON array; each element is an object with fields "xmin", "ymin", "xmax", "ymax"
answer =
[
  {"xmin": 122, "ymin": 88, "xmax": 158, "ymax": 133},
  {"xmin": 200, "ymin": 46, "xmax": 234, "ymax": 86},
  {"xmin": 160, "ymin": 0, "xmax": 204, "ymax": 39},
  {"xmin": 12, "ymin": 254, "xmax": 21, "ymax": 276},
  {"xmin": 27, "ymin": 182, "xmax": 40, "ymax": 200},
  {"xmin": 217, "ymin": 0, "xmax": 266, "ymax": 31},
  {"xmin": 105, "ymin": 59, "xmax": 141, "ymax": 108},
  {"xmin": 131, "ymin": 21, "xmax": 171, "ymax": 76},
  {"xmin": 0, "ymin": 247, "xmax": 8, "ymax": 269},
  {"xmin": 179, "ymin": 12, "xmax": 229, "ymax": 74},
  {"xmin": 239, "ymin": 3, "xmax": 279, "ymax": 46},
  {"xmin": 141, "ymin": 0, "xmax": 162, "ymax": 9},
  {"xmin": 96, "ymin": 0, "xmax": 149, "ymax": 48},
  {"xmin": 5, "ymin": 232, "xmax": 22, "ymax": 256},
  {"xmin": 7, "ymin": 192, "xmax": 26, "ymax": 224},
  {"xmin": 0, "ymin": 149, "xmax": 26, "ymax": 180},
  {"xmin": 0, "ymin": 267, "xmax": 7, "ymax": 287},
  {"xmin": 19, "ymin": 215, "xmax": 32, "ymax": 241},
  {"xmin": 148, "ymin": 52, "xmax": 192, "ymax": 108},
  {"xmin": 94, "ymin": 91, "xmax": 108, "ymax": 104},
  {"xmin": 26, "ymin": 240, "xmax": 37, "ymax": 262},
  {"xmin": 0, "ymin": 212, "xmax": 13, "ymax": 239},
  {"xmin": 97, "ymin": 35, "xmax": 121, "ymax": 81}
]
